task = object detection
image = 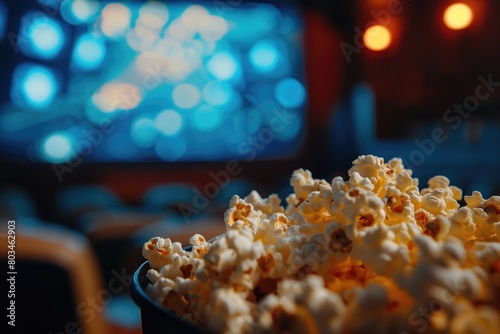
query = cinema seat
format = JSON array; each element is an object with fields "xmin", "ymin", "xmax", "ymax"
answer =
[
  {"xmin": 0, "ymin": 223, "xmax": 109, "ymax": 334},
  {"xmin": 54, "ymin": 185, "xmax": 124, "ymax": 227},
  {"xmin": 142, "ymin": 183, "xmax": 195, "ymax": 214},
  {"xmin": 75, "ymin": 209, "xmax": 165, "ymax": 286},
  {"xmin": 0, "ymin": 186, "xmax": 36, "ymax": 219}
]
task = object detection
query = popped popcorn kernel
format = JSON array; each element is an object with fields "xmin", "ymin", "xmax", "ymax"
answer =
[
  {"xmin": 142, "ymin": 237, "xmax": 187, "ymax": 270},
  {"xmin": 141, "ymin": 155, "xmax": 500, "ymax": 334},
  {"xmin": 415, "ymin": 208, "xmax": 434, "ymax": 227},
  {"xmin": 325, "ymin": 223, "xmax": 352, "ymax": 254},
  {"xmin": 244, "ymin": 191, "xmax": 284, "ymax": 218},
  {"xmin": 423, "ymin": 215, "xmax": 451, "ymax": 241},
  {"xmin": 224, "ymin": 195, "xmax": 262, "ymax": 234},
  {"xmin": 421, "ymin": 189, "xmax": 448, "ymax": 215},
  {"xmin": 290, "ymin": 168, "xmax": 316, "ymax": 201},
  {"xmin": 449, "ymin": 305, "xmax": 500, "ymax": 334},
  {"xmin": 449, "ymin": 207, "xmax": 477, "ymax": 241}
]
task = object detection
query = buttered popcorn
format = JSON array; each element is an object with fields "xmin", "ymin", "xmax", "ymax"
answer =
[{"xmin": 142, "ymin": 155, "xmax": 500, "ymax": 333}]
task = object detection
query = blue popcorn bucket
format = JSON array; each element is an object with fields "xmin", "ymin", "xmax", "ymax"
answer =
[{"xmin": 130, "ymin": 261, "xmax": 212, "ymax": 334}]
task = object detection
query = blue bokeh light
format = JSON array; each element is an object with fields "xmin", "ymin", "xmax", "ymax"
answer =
[
  {"xmin": 3, "ymin": 2, "xmax": 305, "ymax": 163},
  {"xmin": 72, "ymin": 34, "xmax": 106, "ymax": 70},
  {"xmin": 190, "ymin": 105, "xmax": 223, "ymax": 132},
  {"xmin": 18, "ymin": 12, "xmax": 65, "ymax": 59},
  {"xmin": 103, "ymin": 295, "xmax": 141, "ymax": 330},
  {"xmin": 155, "ymin": 110, "xmax": 183, "ymax": 136},
  {"xmin": 274, "ymin": 78, "xmax": 306, "ymax": 108},
  {"xmin": 207, "ymin": 51, "xmax": 238, "ymax": 81},
  {"xmin": 249, "ymin": 40, "xmax": 280, "ymax": 73},
  {"xmin": 40, "ymin": 132, "xmax": 75, "ymax": 163},
  {"xmin": 11, "ymin": 64, "xmax": 58, "ymax": 109},
  {"xmin": 23, "ymin": 69, "xmax": 57, "ymax": 108},
  {"xmin": 61, "ymin": 0, "xmax": 100, "ymax": 25},
  {"xmin": 131, "ymin": 117, "xmax": 158, "ymax": 147},
  {"xmin": 172, "ymin": 84, "xmax": 201, "ymax": 110},
  {"xmin": 202, "ymin": 81, "xmax": 233, "ymax": 106}
]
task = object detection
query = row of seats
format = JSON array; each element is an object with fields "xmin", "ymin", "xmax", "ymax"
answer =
[
  {"xmin": 0, "ymin": 180, "xmax": 253, "ymax": 334},
  {"xmin": 55, "ymin": 180, "xmax": 253, "ymax": 224}
]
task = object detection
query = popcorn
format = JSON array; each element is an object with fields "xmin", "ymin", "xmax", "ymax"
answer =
[
  {"xmin": 398, "ymin": 236, "xmax": 490, "ymax": 307},
  {"xmin": 420, "ymin": 177, "xmax": 461, "ymax": 216},
  {"xmin": 449, "ymin": 303, "xmax": 500, "ymax": 334},
  {"xmin": 342, "ymin": 282, "xmax": 408, "ymax": 334},
  {"xmin": 189, "ymin": 234, "xmax": 211, "ymax": 259},
  {"xmin": 145, "ymin": 276, "xmax": 175, "ymax": 303},
  {"xmin": 351, "ymin": 224, "xmax": 411, "ymax": 277},
  {"xmin": 422, "ymin": 215, "xmax": 451, "ymax": 241},
  {"xmin": 395, "ymin": 171, "xmax": 422, "ymax": 207},
  {"xmin": 348, "ymin": 155, "xmax": 393, "ymax": 196},
  {"xmin": 224, "ymin": 195, "xmax": 262, "ymax": 234},
  {"xmin": 330, "ymin": 186, "xmax": 387, "ymax": 242},
  {"xmin": 256, "ymin": 246, "xmax": 287, "ymax": 279},
  {"xmin": 206, "ymin": 288, "xmax": 254, "ymax": 334},
  {"xmin": 142, "ymin": 237, "xmax": 187, "ymax": 270},
  {"xmin": 465, "ymin": 192, "xmax": 500, "ymax": 239},
  {"xmin": 253, "ymin": 213, "xmax": 290, "ymax": 247},
  {"xmin": 420, "ymin": 188, "xmax": 449, "ymax": 215},
  {"xmin": 384, "ymin": 187, "xmax": 415, "ymax": 225},
  {"xmin": 142, "ymin": 155, "xmax": 500, "ymax": 334},
  {"xmin": 255, "ymin": 276, "xmax": 346, "ymax": 334},
  {"xmin": 414, "ymin": 208, "xmax": 435, "ymax": 228},
  {"xmin": 449, "ymin": 207, "xmax": 477, "ymax": 241},
  {"xmin": 325, "ymin": 222, "xmax": 352, "ymax": 255},
  {"xmin": 244, "ymin": 191, "xmax": 284, "ymax": 218},
  {"xmin": 290, "ymin": 168, "xmax": 317, "ymax": 201},
  {"xmin": 388, "ymin": 221, "xmax": 421, "ymax": 246}
]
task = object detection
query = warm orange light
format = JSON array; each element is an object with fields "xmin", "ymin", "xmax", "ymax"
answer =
[
  {"xmin": 363, "ymin": 25, "xmax": 392, "ymax": 51},
  {"xmin": 443, "ymin": 3, "xmax": 473, "ymax": 30}
]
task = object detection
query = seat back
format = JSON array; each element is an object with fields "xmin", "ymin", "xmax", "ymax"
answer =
[{"xmin": 0, "ymin": 223, "xmax": 109, "ymax": 334}]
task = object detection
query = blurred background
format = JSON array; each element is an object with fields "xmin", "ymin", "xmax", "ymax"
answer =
[{"xmin": 1, "ymin": 0, "xmax": 500, "ymax": 333}]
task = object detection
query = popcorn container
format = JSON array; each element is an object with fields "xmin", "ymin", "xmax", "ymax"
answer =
[{"xmin": 131, "ymin": 260, "xmax": 212, "ymax": 334}]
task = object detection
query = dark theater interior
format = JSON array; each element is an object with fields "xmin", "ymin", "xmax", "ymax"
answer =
[{"xmin": 1, "ymin": 0, "xmax": 500, "ymax": 333}]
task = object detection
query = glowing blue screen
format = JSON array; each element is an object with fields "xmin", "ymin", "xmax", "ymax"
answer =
[{"xmin": 0, "ymin": 0, "xmax": 306, "ymax": 163}]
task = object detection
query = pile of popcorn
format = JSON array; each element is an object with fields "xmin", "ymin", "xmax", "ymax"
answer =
[{"xmin": 142, "ymin": 155, "xmax": 500, "ymax": 333}]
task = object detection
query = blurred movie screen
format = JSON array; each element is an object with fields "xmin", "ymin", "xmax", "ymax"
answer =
[{"xmin": 0, "ymin": 0, "xmax": 306, "ymax": 163}]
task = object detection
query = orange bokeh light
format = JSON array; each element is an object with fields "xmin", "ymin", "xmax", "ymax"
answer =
[
  {"xmin": 443, "ymin": 3, "xmax": 473, "ymax": 30},
  {"xmin": 363, "ymin": 25, "xmax": 392, "ymax": 51}
]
